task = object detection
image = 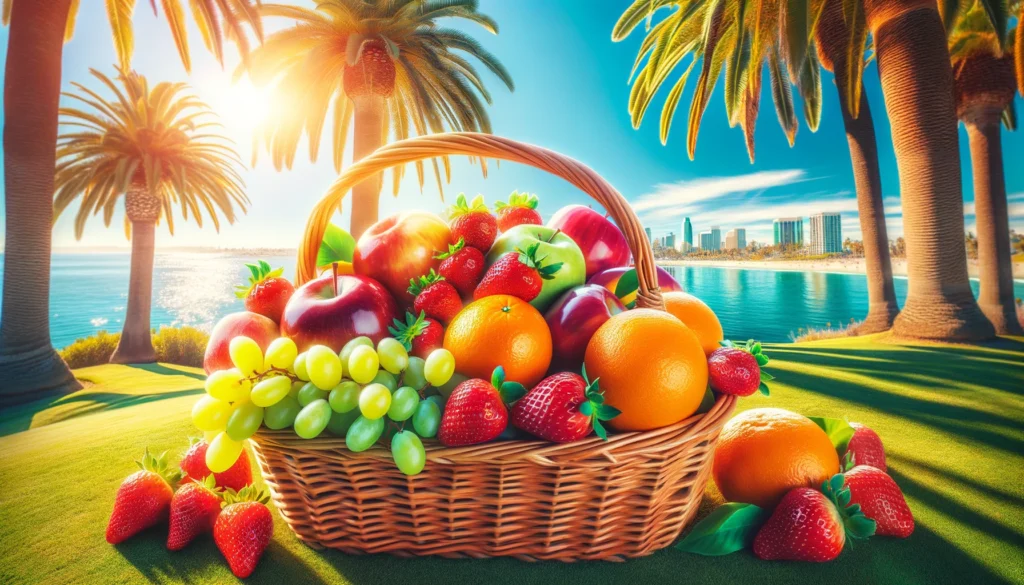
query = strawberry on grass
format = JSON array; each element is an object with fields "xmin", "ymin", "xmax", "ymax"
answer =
[
  {"xmin": 215, "ymin": 485, "xmax": 274, "ymax": 579},
  {"xmin": 843, "ymin": 462, "xmax": 914, "ymax": 538},
  {"xmin": 389, "ymin": 311, "xmax": 444, "ymax": 359},
  {"xmin": 167, "ymin": 475, "xmax": 222, "ymax": 551},
  {"xmin": 439, "ymin": 366, "xmax": 527, "ymax": 447},
  {"xmin": 494, "ymin": 191, "xmax": 542, "ymax": 232},
  {"xmin": 435, "ymin": 238, "xmax": 486, "ymax": 298},
  {"xmin": 235, "ymin": 260, "xmax": 295, "ymax": 323},
  {"xmin": 447, "ymin": 193, "xmax": 497, "ymax": 252},
  {"xmin": 408, "ymin": 270, "xmax": 462, "ymax": 324},
  {"xmin": 511, "ymin": 366, "xmax": 620, "ymax": 442},
  {"xmin": 474, "ymin": 242, "xmax": 562, "ymax": 303},
  {"xmin": 708, "ymin": 339, "xmax": 773, "ymax": 397},
  {"xmin": 179, "ymin": 437, "xmax": 253, "ymax": 492},
  {"xmin": 106, "ymin": 449, "xmax": 182, "ymax": 544},
  {"xmin": 845, "ymin": 422, "xmax": 887, "ymax": 471}
]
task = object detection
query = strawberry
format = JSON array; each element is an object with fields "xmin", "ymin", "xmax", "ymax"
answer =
[
  {"xmin": 408, "ymin": 270, "xmax": 462, "ymax": 324},
  {"xmin": 753, "ymin": 474, "xmax": 876, "ymax": 562},
  {"xmin": 511, "ymin": 367, "xmax": 620, "ymax": 442},
  {"xmin": 844, "ymin": 422, "xmax": 887, "ymax": 471},
  {"xmin": 447, "ymin": 193, "xmax": 497, "ymax": 252},
  {"xmin": 435, "ymin": 238, "xmax": 486, "ymax": 298},
  {"xmin": 106, "ymin": 449, "xmax": 182, "ymax": 544},
  {"xmin": 843, "ymin": 465, "xmax": 914, "ymax": 538},
  {"xmin": 474, "ymin": 243, "xmax": 562, "ymax": 303},
  {"xmin": 214, "ymin": 486, "xmax": 274, "ymax": 579},
  {"xmin": 235, "ymin": 260, "xmax": 295, "ymax": 323},
  {"xmin": 494, "ymin": 191, "xmax": 542, "ymax": 232},
  {"xmin": 179, "ymin": 437, "xmax": 253, "ymax": 492},
  {"xmin": 439, "ymin": 366, "xmax": 526, "ymax": 446},
  {"xmin": 167, "ymin": 475, "xmax": 222, "ymax": 551},
  {"xmin": 709, "ymin": 339, "xmax": 773, "ymax": 396},
  {"xmin": 389, "ymin": 311, "xmax": 444, "ymax": 359}
]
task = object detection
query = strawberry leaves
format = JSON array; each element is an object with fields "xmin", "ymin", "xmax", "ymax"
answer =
[
  {"xmin": 720, "ymin": 339, "xmax": 773, "ymax": 395},
  {"xmin": 577, "ymin": 365, "xmax": 620, "ymax": 440},
  {"xmin": 490, "ymin": 366, "xmax": 527, "ymax": 403},
  {"xmin": 821, "ymin": 473, "xmax": 876, "ymax": 541},
  {"xmin": 808, "ymin": 416, "xmax": 856, "ymax": 453},
  {"xmin": 515, "ymin": 242, "xmax": 563, "ymax": 280},
  {"xmin": 676, "ymin": 502, "xmax": 768, "ymax": 556},
  {"xmin": 221, "ymin": 485, "xmax": 270, "ymax": 507},
  {"xmin": 448, "ymin": 193, "xmax": 489, "ymax": 218},
  {"xmin": 495, "ymin": 190, "xmax": 539, "ymax": 211},
  {"xmin": 407, "ymin": 269, "xmax": 446, "ymax": 297},
  {"xmin": 434, "ymin": 238, "xmax": 467, "ymax": 261},
  {"xmin": 388, "ymin": 311, "xmax": 431, "ymax": 351},
  {"xmin": 234, "ymin": 260, "xmax": 285, "ymax": 299},
  {"xmin": 137, "ymin": 447, "xmax": 183, "ymax": 487}
]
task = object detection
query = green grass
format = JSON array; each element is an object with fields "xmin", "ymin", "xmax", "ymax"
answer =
[{"xmin": 1, "ymin": 335, "xmax": 1022, "ymax": 585}]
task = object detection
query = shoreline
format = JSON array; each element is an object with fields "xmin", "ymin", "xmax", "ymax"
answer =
[{"xmin": 658, "ymin": 257, "xmax": 1024, "ymax": 280}]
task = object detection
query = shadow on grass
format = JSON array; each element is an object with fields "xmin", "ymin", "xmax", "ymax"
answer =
[{"xmin": 127, "ymin": 363, "xmax": 207, "ymax": 381}]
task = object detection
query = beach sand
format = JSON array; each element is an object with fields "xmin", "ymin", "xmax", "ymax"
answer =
[{"xmin": 659, "ymin": 257, "xmax": 1024, "ymax": 280}]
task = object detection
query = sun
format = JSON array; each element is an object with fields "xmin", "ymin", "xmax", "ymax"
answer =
[{"xmin": 206, "ymin": 78, "xmax": 272, "ymax": 139}]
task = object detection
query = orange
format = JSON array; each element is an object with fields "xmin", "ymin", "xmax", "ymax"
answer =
[
  {"xmin": 712, "ymin": 408, "xmax": 840, "ymax": 509},
  {"xmin": 663, "ymin": 292, "xmax": 723, "ymax": 356},
  {"xmin": 583, "ymin": 309, "xmax": 708, "ymax": 431},
  {"xmin": 444, "ymin": 295, "xmax": 552, "ymax": 387}
]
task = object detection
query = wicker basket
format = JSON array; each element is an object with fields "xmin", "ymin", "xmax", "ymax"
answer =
[{"xmin": 250, "ymin": 132, "xmax": 737, "ymax": 562}]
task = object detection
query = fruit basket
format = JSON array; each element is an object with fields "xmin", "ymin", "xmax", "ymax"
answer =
[{"xmin": 250, "ymin": 132, "xmax": 737, "ymax": 562}]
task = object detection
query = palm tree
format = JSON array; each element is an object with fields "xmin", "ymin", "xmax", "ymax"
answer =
[
  {"xmin": 0, "ymin": 0, "xmax": 258, "ymax": 404},
  {"xmin": 240, "ymin": 0, "xmax": 513, "ymax": 238},
  {"xmin": 945, "ymin": 0, "xmax": 1023, "ymax": 335},
  {"xmin": 612, "ymin": 0, "xmax": 900, "ymax": 333},
  {"xmin": 55, "ymin": 69, "xmax": 248, "ymax": 363}
]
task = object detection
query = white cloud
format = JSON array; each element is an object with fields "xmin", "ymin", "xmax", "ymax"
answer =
[{"xmin": 631, "ymin": 169, "xmax": 808, "ymax": 215}]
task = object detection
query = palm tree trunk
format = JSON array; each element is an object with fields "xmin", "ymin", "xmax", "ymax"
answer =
[
  {"xmin": 110, "ymin": 220, "xmax": 158, "ymax": 363},
  {"xmin": 964, "ymin": 108, "xmax": 1022, "ymax": 335},
  {"xmin": 868, "ymin": 2, "xmax": 993, "ymax": 340},
  {"xmin": 350, "ymin": 96, "xmax": 386, "ymax": 239},
  {"xmin": 0, "ymin": 0, "xmax": 81, "ymax": 405},
  {"xmin": 839, "ymin": 87, "xmax": 900, "ymax": 333}
]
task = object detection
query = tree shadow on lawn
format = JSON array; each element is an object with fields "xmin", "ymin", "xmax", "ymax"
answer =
[{"xmin": 127, "ymin": 363, "xmax": 207, "ymax": 381}]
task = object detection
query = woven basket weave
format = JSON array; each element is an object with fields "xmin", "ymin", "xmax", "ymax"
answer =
[{"xmin": 251, "ymin": 132, "xmax": 736, "ymax": 562}]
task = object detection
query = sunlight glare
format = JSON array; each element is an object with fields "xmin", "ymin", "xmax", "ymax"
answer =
[{"xmin": 209, "ymin": 78, "xmax": 272, "ymax": 140}]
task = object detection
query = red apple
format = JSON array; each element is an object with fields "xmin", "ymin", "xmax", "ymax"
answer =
[
  {"xmin": 587, "ymin": 266, "xmax": 683, "ymax": 307},
  {"xmin": 352, "ymin": 211, "xmax": 452, "ymax": 306},
  {"xmin": 545, "ymin": 285, "xmax": 626, "ymax": 372},
  {"xmin": 548, "ymin": 204, "xmax": 631, "ymax": 279},
  {"xmin": 204, "ymin": 311, "xmax": 279, "ymax": 374},
  {"xmin": 280, "ymin": 273, "xmax": 399, "ymax": 352}
]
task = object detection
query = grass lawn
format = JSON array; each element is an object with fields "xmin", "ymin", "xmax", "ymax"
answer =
[{"xmin": 1, "ymin": 335, "xmax": 1022, "ymax": 584}]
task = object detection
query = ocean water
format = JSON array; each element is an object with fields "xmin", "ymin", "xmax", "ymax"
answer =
[{"xmin": 0, "ymin": 253, "xmax": 1021, "ymax": 349}]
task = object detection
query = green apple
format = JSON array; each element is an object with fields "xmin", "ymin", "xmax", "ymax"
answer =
[{"xmin": 486, "ymin": 225, "xmax": 586, "ymax": 311}]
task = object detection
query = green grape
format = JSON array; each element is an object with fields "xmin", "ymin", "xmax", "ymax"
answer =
[
  {"xmin": 326, "ymin": 410, "xmax": 360, "ymax": 436},
  {"xmin": 191, "ymin": 395, "xmax": 232, "ymax": 432},
  {"xmin": 388, "ymin": 386, "xmax": 420, "ymax": 422},
  {"xmin": 437, "ymin": 373, "xmax": 468, "ymax": 398},
  {"xmin": 424, "ymin": 349, "xmax": 455, "ymax": 387},
  {"xmin": 371, "ymin": 370, "xmax": 398, "ymax": 392},
  {"xmin": 226, "ymin": 402, "xmax": 264, "ymax": 441},
  {"xmin": 206, "ymin": 432, "xmax": 244, "ymax": 473},
  {"xmin": 294, "ymin": 399, "xmax": 332, "ymax": 439},
  {"xmin": 297, "ymin": 381, "xmax": 330, "ymax": 407},
  {"xmin": 340, "ymin": 336, "xmax": 374, "ymax": 371},
  {"xmin": 250, "ymin": 375, "xmax": 292, "ymax": 407},
  {"xmin": 412, "ymin": 400, "xmax": 441, "ymax": 438},
  {"xmin": 293, "ymin": 351, "xmax": 310, "ymax": 381},
  {"xmin": 377, "ymin": 337, "xmax": 409, "ymax": 375},
  {"xmin": 345, "ymin": 415, "xmax": 385, "ymax": 452},
  {"xmin": 229, "ymin": 336, "xmax": 264, "ymax": 376},
  {"xmin": 264, "ymin": 394, "xmax": 301, "ymax": 430},
  {"xmin": 264, "ymin": 337, "xmax": 298, "ymax": 372},
  {"xmin": 426, "ymin": 394, "xmax": 446, "ymax": 413},
  {"xmin": 403, "ymin": 357, "xmax": 428, "ymax": 390},
  {"xmin": 290, "ymin": 380, "xmax": 305, "ymax": 397},
  {"xmin": 358, "ymin": 383, "xmax": 392, "ymax": 419},
  {"xmin": 391, "ymin": 431, "xmax": 427, "ymax": 476},
  {"xmin": 306, "ymin": 345, "xmax": 343, "ymax": 390},
  {"xmin": 328, "ymin": 380, "xmax": 361, "ymax": 413},
  {"xmin": 203, "ymin": 429, "xmax": 220, "ymax": 443},
  {"xmin": 206, "ymin": 368, "xmax": 251, "ymax": 402},
  {"xmin": 348, "ymin": 345, "xmax": 380, "ymax": 384}
]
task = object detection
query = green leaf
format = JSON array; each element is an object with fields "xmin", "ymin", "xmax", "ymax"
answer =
[
  {"xmin": 592, "ymin": 418, "xmax": 609, "ymax": 441},
  {"xmin": 597, "ymin": 404, "xmax": 621, "ymax": 420},
  {"xmin": 696, "ymin": 385, "xmax": 716, "ymax": 414},
  {"xmin": 755, "ymin": 353, "xmax": 770, "ymax": 367},
  {"xmin": 846, "ymin": 515, "xmax": 877, "ymax": 539},
  {"xmin": 676, "ymin": 502, "xmax": 768, "ymax": 556},
  {"xmin": 580, "ymin": 401, "xmax": 595, "ymax": 417},
  {"xmin": 750, "ymin": 341, "xmax": 762, "ymax": 354},
  {"xmin": 499, "ymin": 381, "xmax": 526, "ymax": 403},
  {"xmin": 317, "ymin": 224, "xmax": 356, "ymax": 267},
  {"xmin": 491, "ymin": 366, "xmax": 506, "ymax": 390},
  {"xmin": 808, "ymin": 416, "xmax": 855, "ymax": 452},
  {"xmin": 613, "ymin": 268, "xmax": 640, "ymax": 300},
  {"xmin": 759, "ymin": 370, "xmax": 774, "ymax": 381},
  {"xmin": 758, "ymin": 381, "xmax": 770, "ymax": 396}
]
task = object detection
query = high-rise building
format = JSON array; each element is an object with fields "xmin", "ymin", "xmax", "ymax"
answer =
[
  {"xmin": 683, "ymin": 218, "xmax": 693, "ymax": 251},
  {"xmin": 645, "ymin": 227, "xmax": 652, "ymax": 244},
  {"xmin": 725, "ymin": 228, "xmax": 747, "ymax": 250},
  {"xmin": 699, "ymin": 231, "xmax": 716, "ymax": 251},
  {"xmin": 710, "ymin": 226, "xmax": 721, "ymax": 251},
  {"xmin": 665, "ymin": 232, "xmax": 676, "ymax": 249},
  {"xmin": 774, "ymin": 217, "xmax": 804, "ymax": 247},
  {"xmin": 809, "ymin": 212, "xmax": 842, "ymax": 254}
]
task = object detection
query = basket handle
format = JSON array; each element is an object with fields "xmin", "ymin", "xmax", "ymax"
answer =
[{"xmin": 296, "ymin": 132, "xmax": 665, "ymax": 311}]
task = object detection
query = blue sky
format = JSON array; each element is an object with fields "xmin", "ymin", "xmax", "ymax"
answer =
[{"xmin": 1, "ymin": 0, "xmax": 1022, "ymax": 250}]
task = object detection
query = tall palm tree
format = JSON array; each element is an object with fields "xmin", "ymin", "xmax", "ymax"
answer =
[
  {"xmin": 0, "ymin": 0, "xmax": 259, "ymax": 404},
  {"xmin": 612, "ymin": 0, "xmax": 900, "ymax": 333},
  {"xmin": 240, "ymin": 0, "xmax": 513, "ymax": 238},
  {"xmin": 945, "ymin": 1, "xmax": 1023, "ymax": 334},
  {"xmin": 55, "ymin": 69, "xmax": 248, "ymax": 363}
]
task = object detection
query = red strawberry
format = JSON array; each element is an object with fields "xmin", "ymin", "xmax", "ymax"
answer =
[
  {"xmin": 708, "ymin": 340, "xmax": 772, "ymax": 397},
  {"xmin": 389, "ymin": 311, "xmax": 444, "ymax": 359},
  {"xmin": 843, "ymin": 465, "xmax": 914, "ymax": 538},
  {"xmin": 844, "ymin": 422, "xmax": 887, "ymax": 471},
  {"xmin": 494, "ymin": 191, "xmax": 542, "ymax": 232},
  {"xmin": 106, "ymin": 449, "xmax": 182, "ymax": 544},
  {"xmin": 214, "ymin": 486, "xmax": 274, "ymax": 579},
  {"xmin": 435, "ymin": 238, "xmax": 486, "ymax": 298},
  {"xmin": 511, "ymin": 368, "xmax": 620, "ymax": 442},
  {"xmin": 447, "ymin": 193, "xmax": 497, "ymax": 252},
  {"xmin": 439, "ymin": 366, "xmax": 526, "ymax": 446},
  {"xmin": 474, "ymin": 243, "xmax": 562, "ymax": 303},
  {"xmin": 236, "ymin": 260, "xmax": 295, "ymax": 323},
  {"xmin": 408, "ymin": 270, "xmax": 462, "ymax": 324},
  {"xmin": 179, "ymin": 438, "xmax": 253, "ymax": 492},
  {"xmin": 754, "ymin": 474, "xmax": 876, "ymax": 562},
  {"xmin": 167, "ymin": 475, "xmax": 222, "ymax": 551}
]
